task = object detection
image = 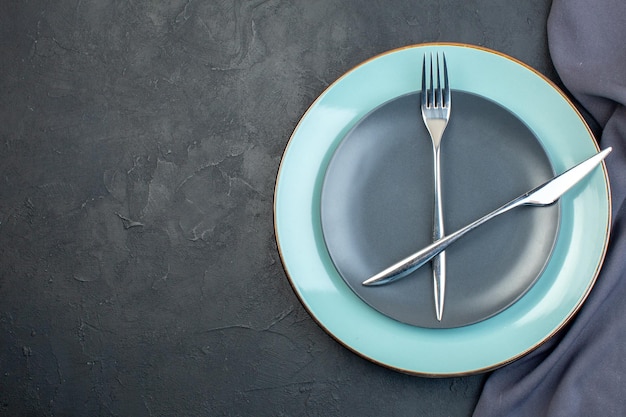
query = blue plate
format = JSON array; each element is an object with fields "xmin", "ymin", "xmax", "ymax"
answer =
[{"xmin": 274, "ymin": 43, "xmax": 610, "ymax": 376}]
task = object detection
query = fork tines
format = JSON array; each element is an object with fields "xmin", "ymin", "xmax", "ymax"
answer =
[{"xmin": 421, "ymin": 53, "xmax": 450, "ymax": 109}]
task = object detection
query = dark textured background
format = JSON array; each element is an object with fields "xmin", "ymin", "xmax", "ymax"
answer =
[{"xmin": 0, "ymin": 1, "xmax": 556, "ymax": 415}]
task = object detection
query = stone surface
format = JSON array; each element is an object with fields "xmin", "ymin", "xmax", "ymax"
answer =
[{"xmin": 0, "ymin": 1, "xmax": 555, "ymax": 415}]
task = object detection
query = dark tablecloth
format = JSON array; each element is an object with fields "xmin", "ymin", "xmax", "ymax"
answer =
[{"xmin": 6, "ymin": 0, "xmax": 612, "ymax": 415}]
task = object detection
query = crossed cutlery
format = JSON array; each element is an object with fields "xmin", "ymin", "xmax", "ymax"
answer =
[{"xmin": 362, "ymin": 52, "xmax": 611, "ymax": 323}]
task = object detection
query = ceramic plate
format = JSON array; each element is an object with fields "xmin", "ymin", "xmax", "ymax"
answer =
[
  {"xmin": 320, "ymin": 91, "xmax": 559, "ymax": 328},
  {"xmin": 274, "ymin": 43, "xmax": 610, "ymax": 376}
]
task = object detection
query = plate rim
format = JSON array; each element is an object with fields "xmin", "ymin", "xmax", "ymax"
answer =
[{"xmin": 273, "ymin": 42, "xmax": 611, "ymax": 376}]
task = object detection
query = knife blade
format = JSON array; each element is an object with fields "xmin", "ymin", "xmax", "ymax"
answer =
[{"xmin": 362, "ymin": 147, "xmax": 612, "ymax": 287}]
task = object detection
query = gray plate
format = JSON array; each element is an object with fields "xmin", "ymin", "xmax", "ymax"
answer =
[{"xmin": 320, "ymin": 91, "xmax": 559, "ymax": 328}]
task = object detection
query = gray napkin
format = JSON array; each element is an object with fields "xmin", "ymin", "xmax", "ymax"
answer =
[{"xmin": 474, "ymin": 0, "xmax": 626, "ymax": 416}]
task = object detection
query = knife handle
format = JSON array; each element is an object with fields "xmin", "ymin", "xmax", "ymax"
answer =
[{"xmin": 362, "ymin": 196, "xmax": 525, "ymax": 286}]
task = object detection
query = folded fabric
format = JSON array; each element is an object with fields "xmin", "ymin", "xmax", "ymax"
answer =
[{"xmin": 474, "ymin": 0, "xmax": 626, "ymax": 416}]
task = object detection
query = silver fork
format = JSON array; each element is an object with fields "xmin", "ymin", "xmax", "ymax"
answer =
[{"xmin": 420, "ymin": 52, "xmax": 451, "ymax": 321}]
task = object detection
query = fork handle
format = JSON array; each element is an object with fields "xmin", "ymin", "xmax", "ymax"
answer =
[{"xmin": 432, "ymin": 145, "xmax": 446, "ymax": 321}]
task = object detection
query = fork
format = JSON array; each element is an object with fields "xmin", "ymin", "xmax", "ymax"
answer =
[{"xmin": 421, "ymin": 52, "xmax": 451, "ymax": 321}]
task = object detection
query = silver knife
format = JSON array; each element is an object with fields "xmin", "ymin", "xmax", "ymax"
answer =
[{"xmin": 362, "ymin": 147, "xmax": 612, "ymax": 287}]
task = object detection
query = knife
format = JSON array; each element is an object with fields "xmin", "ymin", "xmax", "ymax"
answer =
[{"xmin": 362, "ymin": 147, "xmax": 612, "ymax": 287}]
